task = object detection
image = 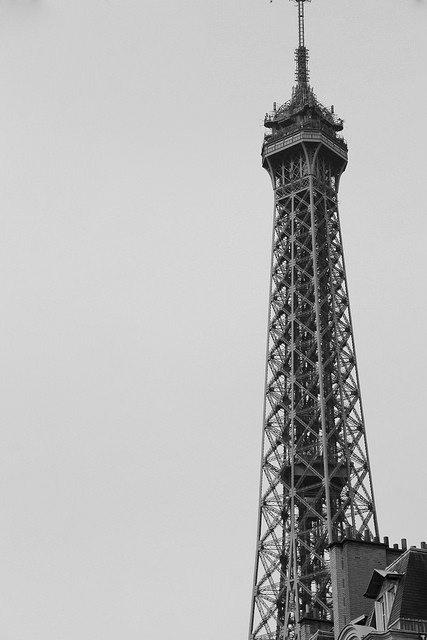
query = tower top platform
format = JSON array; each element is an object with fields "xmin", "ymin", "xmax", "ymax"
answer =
[
  {"xmin": 262, "ymin": 0, "xmax": 347, "ymax": 166},
  {"xmin": 262, "ymin": 89, "xmax": 348, "ymax": 167}
]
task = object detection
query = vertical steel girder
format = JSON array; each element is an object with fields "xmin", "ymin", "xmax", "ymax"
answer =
[{"xmin": 249, "ymin": 140, "xmax": 378, "ymax": 640}]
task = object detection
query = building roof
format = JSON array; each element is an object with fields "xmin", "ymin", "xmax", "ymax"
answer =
[
  {"xmin": 364, "ymin": 548, "xmax": 427, "ymax": 626},
  {"xmin": 386, "ymin": 548, "xmax": 427, "ymax": 624}
]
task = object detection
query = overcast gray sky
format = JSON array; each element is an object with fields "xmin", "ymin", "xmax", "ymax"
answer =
[{"xmin": 0, "ymin": 0, "xmax": 426, "ymax": 638}]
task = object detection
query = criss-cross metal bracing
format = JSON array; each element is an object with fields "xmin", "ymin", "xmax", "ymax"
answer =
[{"xmin": 249, "ymin": 102, "xmax": 379, "ymax": 640}]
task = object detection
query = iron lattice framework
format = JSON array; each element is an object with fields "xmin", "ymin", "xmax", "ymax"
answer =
[{"xmin": 249, "ymin": 4, "xmax": 379, "ymax": 640}]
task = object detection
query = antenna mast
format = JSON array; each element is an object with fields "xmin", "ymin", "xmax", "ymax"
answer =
[
  {"xmin": 293, "ymin": 0, "xmax": 310, "ymax": 87},
  {"xmin": 298, "ymin": 0, "xmax": 306, "ymax": 47}
]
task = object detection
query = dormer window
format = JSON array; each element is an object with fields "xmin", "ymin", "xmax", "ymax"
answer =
[{"xmin": 374, "ymin": 582, "xmax": 397, "ymax": 631}]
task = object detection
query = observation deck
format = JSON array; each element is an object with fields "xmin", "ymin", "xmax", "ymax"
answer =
[{"xmin": 261, "ymin": 88, "xmax": 348, "ymax": 168}]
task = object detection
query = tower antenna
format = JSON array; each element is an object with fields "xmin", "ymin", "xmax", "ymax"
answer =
[{"xmin": 293, "ymin": 0, "xmax": 311, "ymax": 87}]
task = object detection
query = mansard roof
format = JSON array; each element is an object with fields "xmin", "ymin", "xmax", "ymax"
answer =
[
  {"xmin": 365, "ymin": 548, "xmax": 427, "ymax": 625},
  {"xmin": 387, "ymin": 548, "xmax": 427, "ymax": 624}
]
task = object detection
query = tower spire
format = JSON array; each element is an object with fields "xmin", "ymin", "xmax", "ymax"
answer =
[{"xmin": 295, "ymin": 0, "xmax": 310, "ymax": 87}]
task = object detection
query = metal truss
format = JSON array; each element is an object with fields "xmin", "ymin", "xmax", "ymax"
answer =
[{"xmin": 249, "ymin": 114, "xmax": 379, "ymax": 640}]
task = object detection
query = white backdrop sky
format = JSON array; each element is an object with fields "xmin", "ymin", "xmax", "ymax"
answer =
[{"xmin": 0, "ymin": 0, "xmax": 426, "ymax": 638}]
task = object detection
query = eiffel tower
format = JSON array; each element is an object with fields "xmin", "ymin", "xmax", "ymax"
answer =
[{"xmin": 249, "ymin": 3, "xmax": 379, "ymax": 639}]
